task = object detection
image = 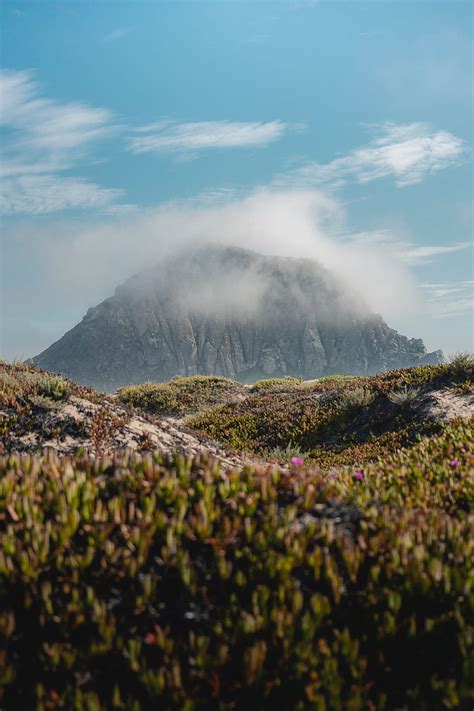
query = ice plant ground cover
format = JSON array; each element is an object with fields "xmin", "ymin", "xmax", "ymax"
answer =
[
  {"xmin": 0, "ymin": 420, "xmax": 472, "ymax": 709},
  {"xmin": 188, "ymin": 357, "xmax": 474, "ymax": 468},
  {"xmin": 0, "ymin": 357, "xmax": 472, "ymax": 709}
]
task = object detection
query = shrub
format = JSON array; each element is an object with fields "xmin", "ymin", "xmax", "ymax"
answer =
[
  {"xmin": 0, "ymin": 363, "xmax": 98, "ymax": 412},
  {"xmin": 315, "ymin": 374, "xmax": 363, "ymax": 385},
  {"xmin": 448, "ymin": 351, "xmax": 474, "ymax": 377},
  {"xmin": 249, "ymin": 377, "xmax": 302, "ymax": 393},
  {"xmin": 37, "ymin": 374, "xmax": 70, "ymax": 401},
  {"xmin": 118, "ymin": 375, "xmax": 244, "ymax": 417},
  {"xmin": 189, "ymin": 378, "xmax": 438, "ymax": 467},
  {"xmin": 261, "ymin": 441, "xmax": 306, "ymax": 462},
  {"xmin": 87, "ymin": 407, "xmax": 127, "ymax": 456},
  {"xmin": 339, "ymin": 386, "xmax": 375, "ymax": 409},
  {"xmin": 29, "ymin": 394, "xmax": 63, "ymax": 410},
  {"xmin": 0, "ymin": 419, "xmax": 472, "ymax": 709},
  {"xmin": 0, "ymin": 373, "xmax": 21, "ymax": 400},
  {"xmin": 388, "ymin": 385, "xmax": 421, "ymax": 405}
]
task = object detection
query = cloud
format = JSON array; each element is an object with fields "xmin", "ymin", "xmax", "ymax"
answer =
[
  {"xmin": 103, "ymin": 28, "xmax": 131, "ymax": 43},
  {"xmin": 333, "ymin": 230, "xmax": 471, "ymax": 267},
  {"xmin": 5, "ymin": 186, "xmax": 469, "ymax": 358},
  {"xmin": 277, "ymin": 122, "xmax": 467, "ymax": 189},
  {"xmin": 0, "ymin": 175, "xmax": 124, "ymax": 215},
  {"xmin": 128, "ymin": 120, "xmax": 289, "ymax": 155},
  {"xmin": 0, "ymin": 69, "xmax": 114, "ymax": 156},
  {"xmin": 6, "ymin": 188, "xmax": 420, "ymax": 325},
  {"xmin": 0, "ymin": 69, "xmax": 123, "ymax": 214},
  {"xmin": 397, "ymin": 242, "xmax": 472, "ymax": 265},
  {"xmin": 419, "ymin": 281, "xmax": 474, "ymax": 318}
]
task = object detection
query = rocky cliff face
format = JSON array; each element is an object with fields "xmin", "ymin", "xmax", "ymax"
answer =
[{"xmin": 33, "ymin": 246, "xmax": 443, "ymax": 391}]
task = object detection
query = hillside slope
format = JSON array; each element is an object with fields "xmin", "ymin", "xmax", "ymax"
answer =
[
  {"xmin": 0, "ymin": 359, "xmax": 472, "ymax": 709},
  {"xmin": 2, "ymin": 358, "xmax": 472, "ymax": 469}
]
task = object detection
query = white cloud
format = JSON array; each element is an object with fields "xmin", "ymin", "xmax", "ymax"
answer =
[
  {"xmin": 7, "ymin": 188, "xmax": 420, "ymax": 323},
  {"xmin": 0, "ymin": 158, "xmax": 67, "ymax": 178},
  {"xmin": 0, "ymin": 70, "xmax": 295, "ymax": 212},
  {"xmin": 5, "ymin": 186, "xmax": 470, "ymax": 357},
  {"xmin": 398, "ymin": 242, "xmax": 472, "ymax": 265},
  {"xmin": 0, "ymin": 69, "xmax": 114, "ymax": 156},
  {"xmin": 0, "ymin": 175, "xmax": 124, "ymax": 215},
  {"xmin": 128, "ymin": 120, "xmax": 289, "ymax": 155},
  {"xmin": 336, "ymin": 230, "xmax": 471, "ymax": 267},
  {"xmin": 277, "ymin": 122, "xmax": 466, "ymax": 189},
  {"xmin": 419, "ymin": 281, "xmax": 474, "ymax": 318},
  {"xmin": 0, "ymin": 69, "xmax": 123, "ymax": 214}
]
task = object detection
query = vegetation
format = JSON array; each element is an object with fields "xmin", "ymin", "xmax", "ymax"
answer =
[
  {"xmin": 0, "ymin": 418, "xmax": 472, "ymax": 710},
  {"xmin": 190, "ymin": 361, "xmax": 474, "ymax": 467},
  {"xmin": 0, "ymin": 357, "xmax": 472, "ymax": 708},
  {"xmin": 313, "ymin": 374, "xmax": 364, "ymax": 385},
  {"xmin": 118, "ymin": 375, "xmax": 245, "ymax": 417},
  {"xmin": 0, "ymin": 361, "xmax": 104, "ymax": 455},
  {"xmin": 339, "ymin": 386, "xmax": 375, "ymax": 409},
  {"xmin": 0, "ymin": 361, "xmax": 97, "ymax": 410},
  {"xmin": 448, "ymin": 351, "xmax": 474, "ymax": 376},
  {"xmin": 388, "ymin": 385, "xmax": 421, "ymax": 406},
  {"xmin": 1, "ymin": 358, "xmax": 472, "ymax": 468},
  {"xmin": 249, "ymin": 376, "xmax": 302, "ymax": 393}
]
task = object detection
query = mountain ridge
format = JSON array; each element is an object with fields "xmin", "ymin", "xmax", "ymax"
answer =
[{"xmin": 33, "ymin": 245, "xmax": 443, "ymax": 390}]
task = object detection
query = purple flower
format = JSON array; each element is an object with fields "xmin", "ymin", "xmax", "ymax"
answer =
[
  {"xmin": 450, "ymin": 459, "xmax": 460, "ymax": 469},
  {"xmin": 353, "ymin": 471, "xmax": 364, "ymax": 480},
  {"xmin": 291, "ymin": 456, "xmax": 304, "ymax": 466}
]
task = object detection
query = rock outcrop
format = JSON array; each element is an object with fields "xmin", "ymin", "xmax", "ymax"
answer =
[{"xmin": 33, "ymin": 245, "xmax": 443, "ymax": 390}]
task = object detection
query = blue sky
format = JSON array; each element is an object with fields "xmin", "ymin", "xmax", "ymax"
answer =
[{"xmin": 1, "ymin": 0, "xmax": 472, "ymax": 359}]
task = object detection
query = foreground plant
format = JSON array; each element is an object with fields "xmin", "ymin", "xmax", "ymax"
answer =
[{"xmin": 0, "ymin": 418, "xmax": 472, "ymax": 710}]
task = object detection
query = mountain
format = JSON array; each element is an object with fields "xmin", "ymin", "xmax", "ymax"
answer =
[{"xmin": 33, "ymin": 245, "xmax": 443, "ymax": 391}]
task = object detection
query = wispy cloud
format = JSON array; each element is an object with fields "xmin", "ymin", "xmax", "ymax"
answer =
[
  {"xmin": 419, "ymin": 281, "xmax": 474, "ymax": 318},
  {"xmin": 1, "ymin": 69, "xmax": 114, "ymax": 156},
  {"xmin": 277, "ymin": 122, "xmax": 467, "ymax": 189},
  {"xmin": 128, "ymin": 120, "xmax": 290, "ymax": 156},
  {"xmin": 0, "ymin": 69, "xmax": 123, "ymax": 215},
  {"xmin": 342, "ymin": 230, "xmax": 471, "ymax": 266},
  {"xmin": 398, "ymin": 242, "xmax": 472, "ymax": 265},
  {"xmin": 0, "ymin": 175, "xmax": 123, "ymax": 215},
  {"xmin": 103, "ymin": 28, "xmax": 131, "ymax": 43}
]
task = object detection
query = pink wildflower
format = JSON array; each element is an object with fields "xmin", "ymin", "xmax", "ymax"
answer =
[
  {"xmin": 450, "ymin": 459, "xmax": 460, "ymax": 469},
  {"xmin": 291, "ymin": 456, "xmax": 304, "ymax": 466},
  {"xmin": 354, "ymin": 471, "xmax": 364, "ymax": 480}
]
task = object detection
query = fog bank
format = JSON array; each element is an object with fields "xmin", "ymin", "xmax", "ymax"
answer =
[{"xmin": 3, "ymin": 187, "xmax": 424, "ymax": 358}]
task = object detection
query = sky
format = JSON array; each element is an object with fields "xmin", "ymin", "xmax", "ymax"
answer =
[{"xmin": 1, "ymin": 0, "xmax": 473, "ymax": 360}]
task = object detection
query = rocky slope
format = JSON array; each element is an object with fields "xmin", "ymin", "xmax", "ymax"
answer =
[{"xmin": 33, "ymin": 245, "xmax": 442, "ymax": 391}]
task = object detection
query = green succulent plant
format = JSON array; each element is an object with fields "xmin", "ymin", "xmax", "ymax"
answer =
[{"xmin": 0, "ymin": 418, "xmax": 472, "ymax": 709}]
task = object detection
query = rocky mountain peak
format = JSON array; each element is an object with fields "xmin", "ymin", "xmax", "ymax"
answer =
[{"xmin": 33, "ymin": 245, "xmax": 443, "ymax": 390}]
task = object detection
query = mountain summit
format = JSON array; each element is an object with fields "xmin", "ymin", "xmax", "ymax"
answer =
[{"xmin": 33, "ymin": 245, "xmax": 442, "ymax": 390}]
